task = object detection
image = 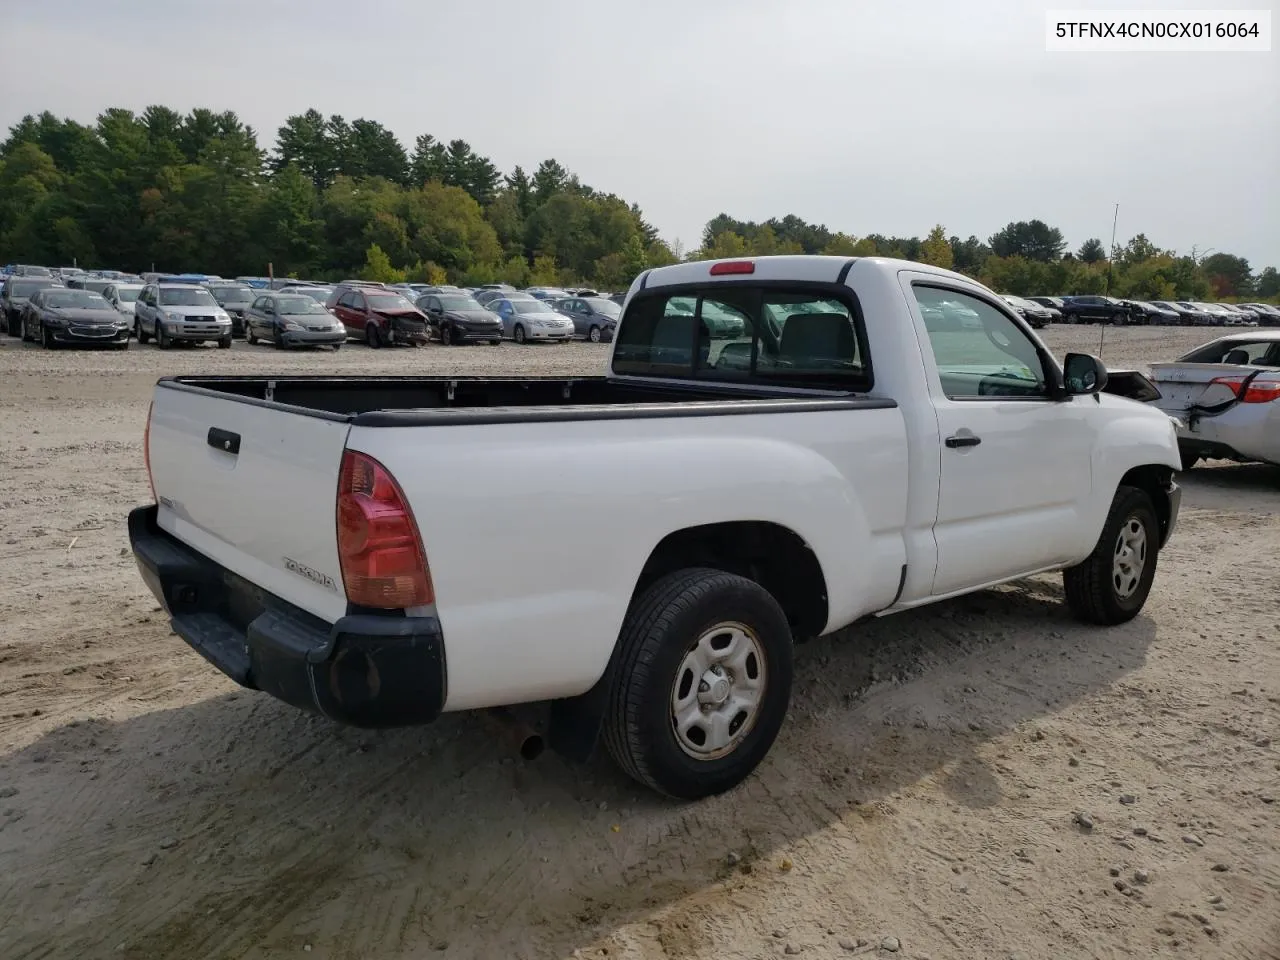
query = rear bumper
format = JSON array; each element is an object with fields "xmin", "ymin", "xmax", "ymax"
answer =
[{"xmin": 128, "ymin": 505, "xmax": 446, "ymax": 728}]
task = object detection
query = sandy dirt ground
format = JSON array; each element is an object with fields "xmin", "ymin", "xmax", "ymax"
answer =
[{"xmin": 0, "ymin": 327, "xmax": 1277, "ymax": 960}]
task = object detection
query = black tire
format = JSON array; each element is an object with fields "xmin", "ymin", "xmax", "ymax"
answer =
[
  {"xmin": 218, "ymin": 336, "xmax": 232, "ymax": 349},
  {"xmin": 332, "ymin": 342, "xmax": 342, "ymax": 351},
  {"xmin": 136, "ymin": 319, "xmax": 150, "ymax": 344},
  {"xmin": 366, "ymin": 323, "xmax": 382, "ymax": 349},
  {"xmin": 157, "ymin": 325, "xmax": 170, "ymax": 350},
  {"xmin": 513, "ymin": 324, "xmax": 526, "ymax": 345},
  {"xmin": 21, "ymin": 317, "xmax": 32, "ymax": 342},
  {"xmin": 247, "ymin": 325, "xmax": 257, "ymax": 345},
  {"xmin": 6, "ymin": 313, "xmax": 18, "ymax": 337},
  {"xmin": 41, "ymin": 324, "xmax": 57, "ymax": 350},
  {"xmin": 588, "ymin": 325, "xmax": 602, "ymax": 343},
  {"xmin": 603, "ymin": 568, "xmax": 794, "ymax": 800},
  {"xmin": 490, "ymin": 339, "xmax": 502, "ymax": 346},
  {"xmin": 1179, "ymin": 446, "xmax": 1199, "ymax": 471},
  {"xmin": 1063, "ymin": 486, "xmax": 1159, "ymax": 626},
  {"xmin": 440, "ymin": 324, "xmax": 452, "ymax": 346},
  {"xmin": 114, "ymin": 341, "xmax": 129, "ymax": 351},
  {"xmin": 272, "ymin": 330, "xmax": 284, "ymax": 349}
]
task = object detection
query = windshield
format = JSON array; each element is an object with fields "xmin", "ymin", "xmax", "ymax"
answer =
[
  {"xmin": 437, "ymin": 295, "xmax": 483, "ymax": 311},
  {"xmin": 211, "ymin": 286, "xmax": 254, "ymax": 304},
  {"xmin": 45, "ymin": 290, "xmax": 110, "ymax": 309},
  {"xmin": 367, "ymin": 294, "xmax": 416, "ymax": 311},
  {"xmin": 512, "ymin": 300, "xmax": 552, "ymax": 314},
  {"xmin": 115, "ymin": 286, "xmax": 142, "ymax": 302},
  {"xmin": 584, "ymin": 297, "xmax": 621, "ymax": 318},
  {"xmin": 275, "ymin": 296, "xmax": 329, "ymax": 315},
  {"xmin": 9, "ymin": 280, "xmax": 56, "ymax": 297},
  {"xmin": 158, "ymin": 287, "xmax": 218, "ymax": 307}
]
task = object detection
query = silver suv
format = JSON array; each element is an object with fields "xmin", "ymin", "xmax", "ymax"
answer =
[{"xmin": 134, "ymin": 283, "xmax": 233, "ymax": 349}]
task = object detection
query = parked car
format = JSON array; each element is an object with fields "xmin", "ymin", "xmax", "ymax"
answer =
[
  {"xmin": 553, "ymin": 295, "xmax": 622, "ymax": 341},
  {"xmin": 999, "ymin": 295, "xmax": 1052, "ymax": 329},
  {"xmin": 12, "ymin": 264, "xmax": 53, "ymax": 278},
  {"xmin": 129, "ymin": 254, "xmax": 1182, "ymax": 800},
  {"xmin": 207, "ymin": 283, "xmax": 256, "ymax": 337},
  {"xmin": 329, "ymin": 287, "xmax": 430, "ymax": 347},
  {"xmin": 21, "ymin": 287, "xmax": 131, "ymax": 349},
  {"xmin": 65, "ymin": 276, "xmax": 114, "ymax": 296},
  {"xmin": 1151, "ymin": 301, "xmax": 1208, "ymax": 326},
  {"xmin": 3, "ymin": 277, "xmax": 61, "ymax": 336},
  {"xmin": 608, "ymin": 293, "xmax": 627, "ymax": 308},
  {"xmin": 1239, "ymin": 303, "xmax": 1280, "ymax": 326},
  {"xmin": 102, "ymin": 282, "xmax": 145, "ymax": 321},
  {"xmin": 244, "ymin": 292, "xmax": 346, "ymax": 350},
  {"xmin": 1218, "ymin": 304, "xmax": 1259, "ymax": 326},
  {"xmin": 490, "ymin": 297, "xmax": 576, "ymax": 343},
  {"xmin": 525, "ymin": 287, "xmax": 571, "ymax": 301},
  {"xmin": 133, "ymin": 283, "xmax": 233, "ymax": 349},
  {"xmin": 414, "ymin": 292, "xmax": 504, "ymax": 345},
  {"xmin": 1129, "ymin": 301, "xmax": 1180, "ymax": 325},
  {"xmin": 1060, "ymin": 295, "xmax": 1132, "ymax": 324},
  {"xmin": 565, "ymin": 287, "xmax": 600, "ymax": 297},
  {"xmin": 1145, "ymin": 331, "xmax": 1280, "ymax": 469},
  {"xmin": 476, "ymin": 288, "xmax": 534, "ymax": 308},
  {"xmin": 280, "ymin": 284, "xmax": 335, "ymax": 304},
  {"xmin": 1190, "ymin": 302, "xmax": 1236, "ymax": 325}
]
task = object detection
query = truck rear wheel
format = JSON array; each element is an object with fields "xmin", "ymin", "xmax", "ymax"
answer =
[
  {"xmin": 603, "ymin": 568, "xmax": 793, "ymax": 799},
  {"xmin": 1063, "ymin": 485, "xmax": 1159, "ymax": 626}
]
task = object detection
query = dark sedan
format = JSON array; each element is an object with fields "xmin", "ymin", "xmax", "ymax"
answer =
[
  {"xmin": 1129, "ymin": 301, "xmax": 1180, "ymax": 325},
  {"xmin": 553, "ymin": 295, "xmax": 621, "ymax": 341},
  {"xmin": 3, "ymin": 277, "xmax": 61, "ymax": 336},
  {"xmin": 999, "ymin": 295, "xmax": 1052, "ymax": 329},
  {"xmin": 244, "ymin": 293, "xmax": 346, "ymax": 350},
  {"xmin": 22, "ymin": 288, "xmax": 131, "ymax": 349},
  {"xmin": 415, "ymin": 292, "xmax": 504, "ymax": 345},
  {"xmin": 207, "ymin": 283, "xmax": 256, "ymax": 336}
]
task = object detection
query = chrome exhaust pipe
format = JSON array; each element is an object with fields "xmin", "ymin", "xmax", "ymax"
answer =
[{"xmin": 485, "ymin": 706, "xmax": 545, "ymax": 761}]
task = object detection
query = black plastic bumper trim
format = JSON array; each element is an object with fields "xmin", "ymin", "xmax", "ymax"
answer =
[{"xmin": 128, "ymin": 505, "xmax": 446, "ymax": 728}]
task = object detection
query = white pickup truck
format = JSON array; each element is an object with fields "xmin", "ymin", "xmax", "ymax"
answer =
[{"xmin": 130, "ymin": 255, "xmax": 1182, "ymax": 799}]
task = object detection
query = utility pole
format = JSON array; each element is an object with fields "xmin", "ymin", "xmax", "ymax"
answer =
[{"xmin": 1100, "ymin": 203, "xmax": 1119, "ymax": 357}]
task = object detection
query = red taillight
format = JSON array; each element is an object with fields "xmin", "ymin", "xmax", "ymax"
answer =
[
  {"xmin": 144, "ymin": 399, "xmax": 156, "ymax": 503},
  {"xmin": 709, "ymin": 260, "xmax": 755, "ymax": 276},
  {"xmin": 1210, "ymin": 377, "xmax": 1280, "ymax": 403},
  {"xmin": 336, "ymin": 450, "xmax": 433, "ymax": 609}
]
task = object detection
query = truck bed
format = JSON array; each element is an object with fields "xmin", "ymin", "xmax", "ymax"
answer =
[{"xmin": 161, "ymin": 375, "xmax": 894, "ymax": 424}]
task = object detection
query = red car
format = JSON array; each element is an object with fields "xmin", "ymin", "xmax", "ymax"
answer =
[{"xmin": 328, "ymin": 286, "xmax": 430, "ymax": 347}]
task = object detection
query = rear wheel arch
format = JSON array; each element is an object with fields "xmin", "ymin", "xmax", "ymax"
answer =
[{"xmin": 547, "ymin": 520, "xmax": 828, "ymax": 763}]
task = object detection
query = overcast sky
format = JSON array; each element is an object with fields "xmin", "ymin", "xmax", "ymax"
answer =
[{"xmin": 2, "ymin": 0, "xmax": 1276, "ymax": 267}]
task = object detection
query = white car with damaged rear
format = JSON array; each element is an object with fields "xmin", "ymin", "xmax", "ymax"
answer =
[{"xmin": 129, "ymin": 254, "xmax": 1183, "ymax": 800}]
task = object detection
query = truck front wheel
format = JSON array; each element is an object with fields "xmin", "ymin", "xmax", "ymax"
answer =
[
  {"xmin": 1063, "ymin": 485, "xmax": 1159, "ymax": 625},
  {"xmin": 604, "ymin": 568, "xmax": 793, "ymax": 799}
]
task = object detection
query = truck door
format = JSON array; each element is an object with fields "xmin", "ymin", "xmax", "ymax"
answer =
[{"xmin": 900, "ymin": 276, "xmax": 1097, "ymax": 595}]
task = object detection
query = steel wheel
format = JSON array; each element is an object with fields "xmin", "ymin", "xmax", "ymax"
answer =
[
  {"xmin": 441, "ymin": 324, "xmax": 452, "ymax": 346},
  {"xmin": 513, "ymin": 324, "xmax": 526, "ymax": 344},
  {"xmin": 588, "ymin": 325, "xmax": 602, "ymax": 343},
  {"xmin": 1112, "ymin": 517, "xmax": 1148, "ymax": 600},
  {"xmin": 670, "ymin": 621, "xmax": 767, "ymax": 760}
]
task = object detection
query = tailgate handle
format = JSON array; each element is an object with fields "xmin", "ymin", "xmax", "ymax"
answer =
[{"xmin": 208, "ymin": 427, "xmax": 241, "ymax": 455}]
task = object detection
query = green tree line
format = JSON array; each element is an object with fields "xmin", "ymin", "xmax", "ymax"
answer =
[
  {"xmin": 697, "ymin": 215, "xmax": 1278, "ymax": 302},
  {"xmin": 1, "ymin": 107, "xmax": 1275, "ymax": 301}
]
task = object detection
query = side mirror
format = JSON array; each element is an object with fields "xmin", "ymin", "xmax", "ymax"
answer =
[{"xmin": 1063, "ymin": 352, "xmax": 1109, "ymax": 395}]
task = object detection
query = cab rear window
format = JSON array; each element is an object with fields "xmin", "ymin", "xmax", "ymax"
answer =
[{"xmin": 612, "ymin": 284, "xmax": 871, "ymax": 390}]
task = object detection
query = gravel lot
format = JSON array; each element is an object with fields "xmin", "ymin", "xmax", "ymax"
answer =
[{"xmin": 0, "ymin": 327, "xmax": 1277, "ymax": 960}]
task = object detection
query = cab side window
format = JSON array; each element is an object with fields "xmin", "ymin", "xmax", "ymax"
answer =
[{"xmin": 912, "ymin": 286, "xmax": 1048, "ymax": 400}]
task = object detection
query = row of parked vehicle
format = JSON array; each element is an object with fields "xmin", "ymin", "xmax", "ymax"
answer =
[
  {"xmin": 1001, "ymin": 293, "xmax": 1280, "ymax": 328},
  {"xmin": 0, "ymin": 265, "xmax": 628, "ymax": 350}
]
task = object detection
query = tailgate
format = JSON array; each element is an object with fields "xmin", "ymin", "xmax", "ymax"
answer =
[
  {"xmin": 1147, "ymin": 362, "xmax": 1248, "ymax": 411},
  {"xmin": 148, "ymin": 382, "xmax": 351, "ymax": 622}
]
